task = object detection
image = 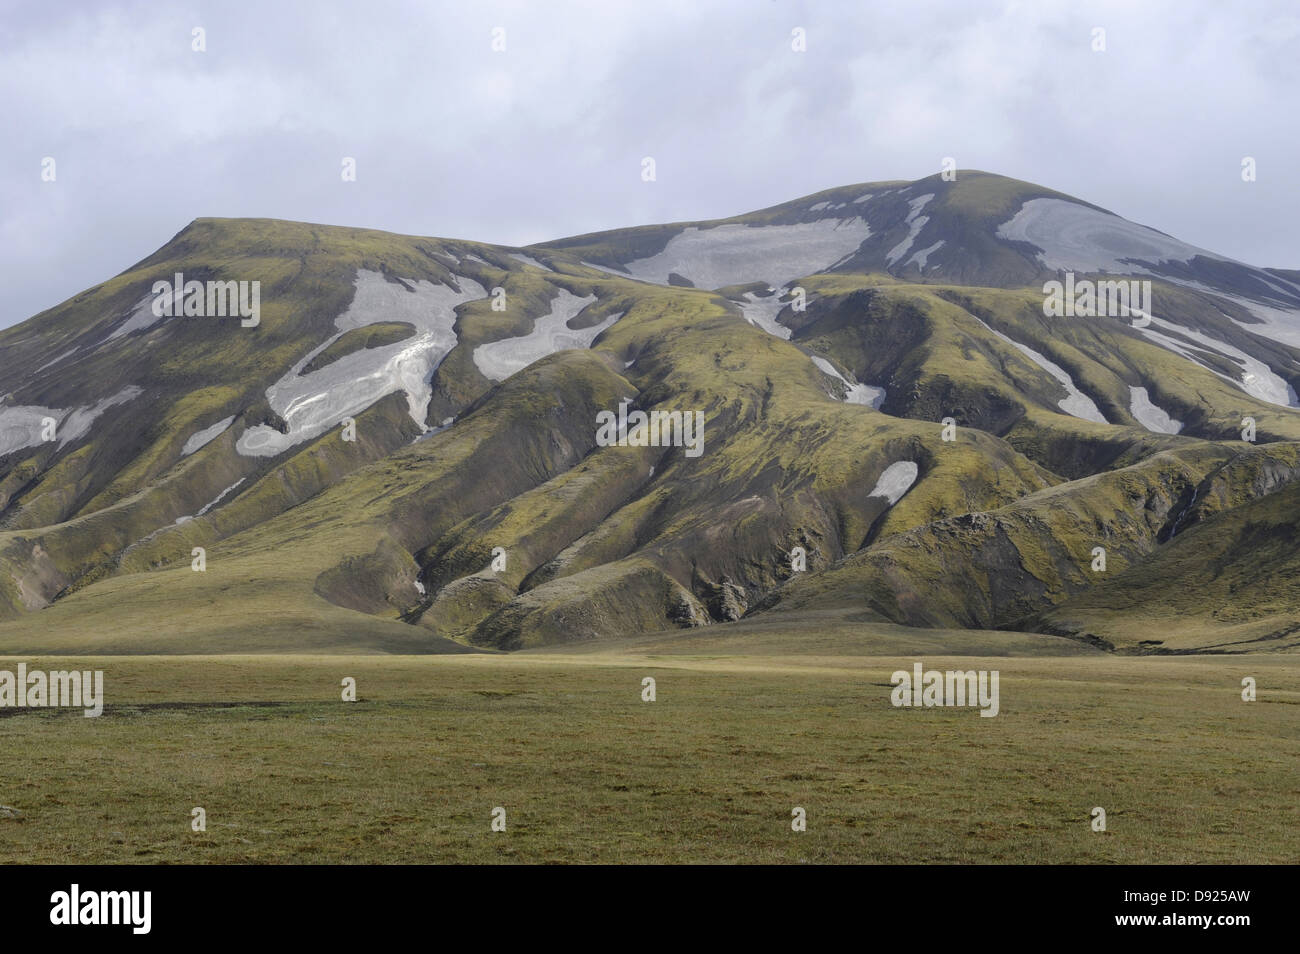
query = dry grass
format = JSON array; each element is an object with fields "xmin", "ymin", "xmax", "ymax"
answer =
[{"xmin": 1, "ymin": 648, "xmax": 1295, "ymax": 864}]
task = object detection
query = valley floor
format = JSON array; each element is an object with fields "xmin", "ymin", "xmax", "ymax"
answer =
[{"xmin": 0, "ymin": 647, "xmax": 1295, "ymax": 864}]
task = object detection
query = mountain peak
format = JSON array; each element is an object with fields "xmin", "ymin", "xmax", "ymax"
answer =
[{"xmin": 3, "ymin": 173, "xmax": 1300, "ymax": 655}]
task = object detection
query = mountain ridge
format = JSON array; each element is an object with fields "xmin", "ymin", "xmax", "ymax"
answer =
[{"xmin": 3, "ymin": 171, "xmax": 1299, "ymax": 654}]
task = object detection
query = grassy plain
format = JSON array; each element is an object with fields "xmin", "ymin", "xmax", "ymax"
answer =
[{"xmin": 1, "ymin": 633, "xmax": 1295, "ymax": 864}]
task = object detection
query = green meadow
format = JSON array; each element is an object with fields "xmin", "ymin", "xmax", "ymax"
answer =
[{"xmin": 1, "ymin": 635, "xmax": 1295, "ymax": 864}]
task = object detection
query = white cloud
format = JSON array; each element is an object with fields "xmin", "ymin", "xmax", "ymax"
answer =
[{"xmin": 2, "ymin": 0, "xmax": 1297, "ymax": 328}]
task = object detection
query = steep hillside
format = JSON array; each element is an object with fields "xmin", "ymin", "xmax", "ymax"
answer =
[{"xmin": 2, "ymin": 172, "xmax": 1298, "ymax": 653}]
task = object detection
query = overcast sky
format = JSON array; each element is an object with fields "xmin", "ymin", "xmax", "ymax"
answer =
[{"xmin": 2, "ymin": 0, "xmax": 1297, "ymax": 329}]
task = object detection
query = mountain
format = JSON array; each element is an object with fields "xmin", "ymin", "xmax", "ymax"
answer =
[{"xmin": 2, "ymin": 170, "xmax": 1300, "ymax": 654}]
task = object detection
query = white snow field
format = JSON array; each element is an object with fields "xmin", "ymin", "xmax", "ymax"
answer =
[
  {"xmin": 1001, "ymin": 202, "xmax": 1299, "ymax": 327},
  {"xmin": 1128, "ymin": 386, "xmax": 1183, "ymax": 434},
  {"xmin": 996, "ymin": 199, "xmax": 1225, "ymax": 274},
  {"xmin": 508, "ymin": 252, "xmax": 552, "ymax": 272},
  {"xmin": 197, "ymin": 477, "xmax": 245, "ymax": 516},
  {"xmin": 0, "ymin": 385, "xmax": 143, "ymax": 456},
  {"xmin": 609, "ymin": 217, "xmax": 871, "ymax": 289},
  {"xmin": 810, "ymin": 356, "xmax": 886, "ymax": 409},
  {"xmin": 867, "ymin": 461, "xmax": 919, "ymax": 505},
  {"xmin": 906, "ymin": 240, "xmax": 944, "ymax": 270},
  {"xmin": 1134, "ymin": 314, "xmax": 1299, "ymax": 407},
  {"xmin": 886, "ymin": 194, "xmax": 934, "ymax": 266},
  {"xmin": 107, "ymin": 282, "xmax": 245, "ymax": 341},
  {"xmin": 0, "ymin": 404, "xmax": 61, "ymax": 456},
  {"xmin": 997, "ymin": 198, "xmax": 1300, "ymax": 408},
  {"xmin": 181, "ymin": 415, "xmax": 235, "ymax": 456},
  {"xmin": 968, "ymin": 313, "xmax": 1108, "ymax": 423},
  {"xmin": 737, "ymin": 291, "xmax": 793, "ymax": 340},
  {"xmin": 107, "ymin": 291, "xmax": 173, "ymax": 341},
  {"xmin": 999, "ymin": 199, "xmax": 1300, "ymax": 394},
  {"xmin": 728, "ymin": 289, "xmax": 887, "ymax": 404},
  {"xmin": 237, "ymin": 269, "xmax": 487, "ymax": 457},
  {"xmin": 57, "ymin": 386, "xmax": 143, "ymax": 446},
  {"xmin": 34, "ymin": 348, "xmax": 78, "ymax": 374},
  {"xmin": 1207, "ymin": 296, "xmax": 1300, "ymax": 351},
  {"xmin": 176, "ymin": 478, "xmax": 247, "ymax": 524},
  {"xmin": 472, "ymin": 291, "xmax": 617, "ymax": 382}
]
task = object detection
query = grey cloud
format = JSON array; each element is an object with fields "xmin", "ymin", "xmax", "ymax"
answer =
[{"xmin": 1, "ymin": 0, "xmax": 1297, "ymax": 329}]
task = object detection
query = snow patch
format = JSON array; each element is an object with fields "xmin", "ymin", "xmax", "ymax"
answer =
[
  {"xmin": 1128, "ymin": 386, "xmax": 1182, "ymax": 434},
  {"xmin": 868, "ymin": 461, "xmax": 918, "ymax": 505},
  {"xmin": 738, "ymin": 291, "xmax": 793, "ymax": 340},
  {"xmin": 969, "ymin": 314, "xmax": 1108, "ymax": 423},
  {"xmin": 906, "ymin": 240, "xmax": 945, "ymax": 269},
  {"xmin": 1209, "ymin": 296, "xmax": 1300, "ymax": 351},
  {"xmin": 609, "ymin": 218, "xmax": 870, "ymax": 289},
  {"xmin": 0, "ymin": 404, "xmax": 62, "ymax": 457},
  {"xmin": 0, "ymin": 386, "xmax": 143, "ymax": 456},
  {"xmin": 810, "ymin": 356, "xmax": 886, "ymax": 408},
  {"xmin": 509, "ymin": 253, "xmax": 552, "ymax": 272},
  {"xmin": 886, "ymin": 194, "xmax": 934, "ymax": 266},
  {"xmin": 34, "ymin": 348, "xmax": 79, "ymax": 374},
  {"xmin": 472, "ymin": 291, "xmax": 615, "ymax": 382},
  {"xmin": 904, "ymin": 194, "xmax": 934, "ymax": 223},
  {"xmin": 181, "ymin": 416, "xmax": 235, "ymax": 456},
  {"xmin": 108, "ymin": 291, "xmax": 174, "ymax": 341},
  {"xmin": 176, "ymin": 477, "xmax": 247, "ymax": 524},
  {"xmin": 1136, "ymin": 314, "xmax": 1299, "ymax": 407},
  {"xmin": 58, "ymin": 386, "xmax": 143, "ymax": 446},
  {"xmin": 999, "ymin": 198, "xmax": 1300, "ymax": 364},
  {"xmin": 582, "ymin": 260, "xmax": 628, "ymax": 275},
  {"xmin": 411, "ymin": 417, "xmax": 455, "ymax": 445},
  {"xmin": 198, "ymin": 478, "xmax": 245, "ymax": 515},
  {"xmin": 237, "ymin": 269, "xmax": 487, "ymax": 457},
  {"xmin": 997, "ymin": 198, "xmax": 1223, "ymax": 274}
]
